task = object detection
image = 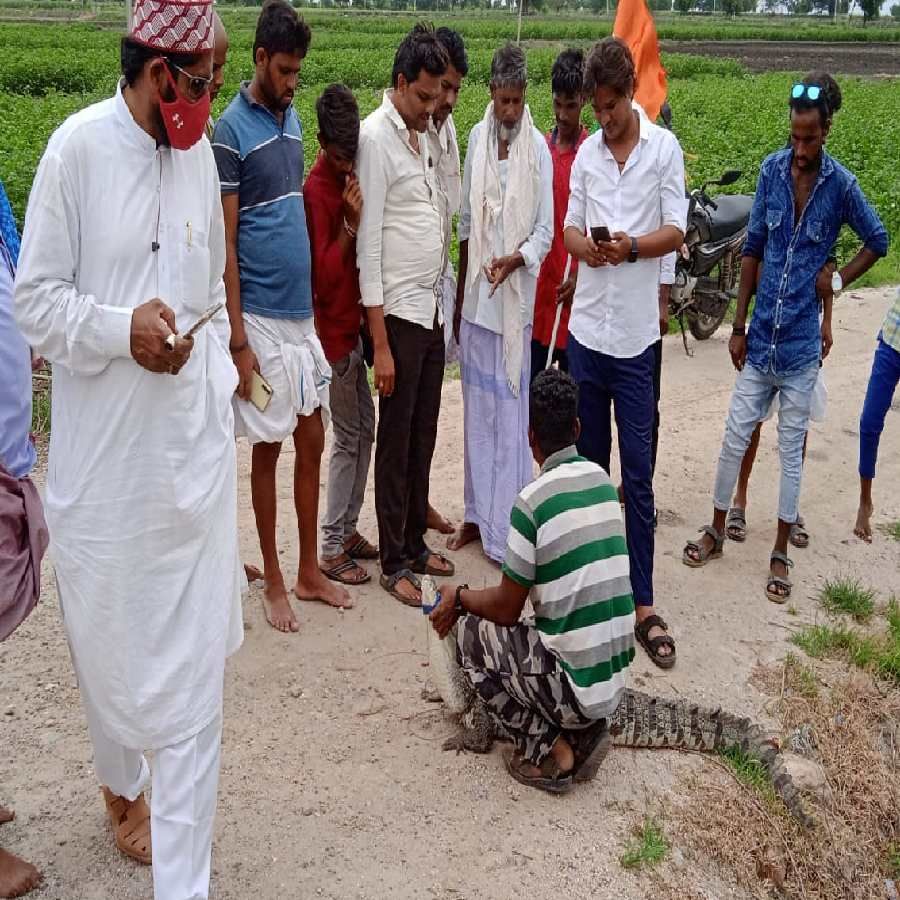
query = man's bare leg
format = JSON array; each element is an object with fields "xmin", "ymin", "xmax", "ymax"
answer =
[
  {"xmin": 292, "ymin": 411, "xmax": 353, "ymax": 610},
  {"xmin": 446, "ymin": 522, "xmax": 480, "ymax": 552},
  {"xmin": 731, "ymin": 421, "xmax": 762, "ymax": 513},
  {"xmin": 854, "ymin": 477, "xmax": 874, "ymax": 543},
  {"xmin": 0, "ymin": 846, "xmax": 42, "ymax": 899},
  {"xmin": 251, "ymin": 441, "xmax": 299, "ymax": 633},
  {"xmin": 427, "ymin": 503, "xmax": 454, "ymax": 535}
]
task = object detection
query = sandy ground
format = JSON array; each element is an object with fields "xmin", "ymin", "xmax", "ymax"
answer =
[{"xmin": 1, "ymin": 285, "xmax": 899, "ymax": 900}]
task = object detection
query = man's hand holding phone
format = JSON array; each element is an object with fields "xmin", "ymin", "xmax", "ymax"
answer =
[{"xmin": 131, "ymin": 298, "xmax": 193, "ymax": 375}]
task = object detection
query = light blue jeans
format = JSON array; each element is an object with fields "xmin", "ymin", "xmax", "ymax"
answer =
[{"xmin": 713, "ymin": 362, "xmax": 820, "ymax": 524}]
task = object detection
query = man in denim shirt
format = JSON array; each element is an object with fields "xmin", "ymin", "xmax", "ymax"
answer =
[{"xmin": 683, "ymin": 76, "xmax": 888, "ymax": 604}]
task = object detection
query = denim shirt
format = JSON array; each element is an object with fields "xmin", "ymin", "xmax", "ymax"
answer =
[{"xmin": 743, "ymin": 148, "xmax": 888, "ymax": 375}]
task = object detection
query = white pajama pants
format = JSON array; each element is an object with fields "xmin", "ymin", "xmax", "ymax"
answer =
[{"xmin": 82, "ymin": 688, "xmax": 223, "ymax": 900}]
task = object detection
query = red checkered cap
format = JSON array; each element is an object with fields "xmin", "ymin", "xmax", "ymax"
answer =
[{"xmin": 130, "ymin": 0, "xmax": 214, "ymax": 54}]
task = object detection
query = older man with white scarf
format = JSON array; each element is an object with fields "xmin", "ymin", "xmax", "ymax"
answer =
[
  {"xmin": 449, "ymin": 43, "xmax": 553, "ymax": 563},
  {"xmin": 14, "ymin": 1, "xmax": 242, "ymax": 895}
]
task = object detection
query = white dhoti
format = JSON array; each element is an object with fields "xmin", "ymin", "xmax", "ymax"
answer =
[{"xmin": 233, "ymin": 313, "xmax": 331, "ymax": 444}]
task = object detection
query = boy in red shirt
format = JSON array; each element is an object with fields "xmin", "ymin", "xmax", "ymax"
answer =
[
  {"xmin": 530, "ymin": 49, "xmax": 587, "ymax": 383},
  {"xmin": 304, "ymin": 84, "xmax": 376, "ymax": 587}
]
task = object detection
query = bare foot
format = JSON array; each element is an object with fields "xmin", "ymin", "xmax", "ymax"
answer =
[
  {"xmin": 447, "ymin": 522, "xmax": 480, "ymax": 552},
  {"xmin": 293, "ymin": 569, "xmax": 354, "ymax": 610},
  {"xmin": 0, "ymin": 808, "xmax": 13, "ymax": 826},
  {"xmin": 854, "ymin": 500, "xmax": 873, "ymax": 543},
  {"xmin": 262, "ymin": 576, "xmax": 300, "ymax": 633},
  {"xmin": 0, "ymin": 847, "xmax": 42, "ymax": 898},
  {"xmin": 244, "ymin": 563, "xmax": 263, "ymax": 583},
  {"xmin": 426, "ymin": 504, "xmax": 454, "ymax": 535}
]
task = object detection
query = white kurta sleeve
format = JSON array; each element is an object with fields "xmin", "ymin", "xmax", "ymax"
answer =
[
  {"xmin": 356, "ymin": 132, "xmax": 387, "ymax": 309},
  {"xmin": 14, "ymin": 150, "xmax": 133, "ymax": 375},
  {"xmin": 206, "ymin": 157, "xmax": 231, "ymax": 348},
  {"xmin": 660, "ymin": 252, "xmax": 676, "ymax": 286},
  {"xmin": 518, "ymin": 134, "xmax": 554, "ymax": 276}
]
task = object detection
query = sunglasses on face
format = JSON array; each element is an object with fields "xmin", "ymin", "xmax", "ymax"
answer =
[
  {"xmin": 791, "ymin": 83, "xmax": 822, "ymax": 102},
  {"xmin": 165, "ymin": 60, "xmax": 213, "ymax": 101}
]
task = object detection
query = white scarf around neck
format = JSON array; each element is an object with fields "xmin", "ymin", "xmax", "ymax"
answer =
[{"xmin": 466, "ymin": 102, "xmax": 538, "ymax": 396}]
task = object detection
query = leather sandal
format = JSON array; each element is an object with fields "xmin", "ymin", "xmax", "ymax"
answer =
[
  {"xmin": 504, "ymin": 749, "xmax": 573, "ymax": 794},
  {"xmin": 344, "ymin": 534, "xmax": 379, "ymax": 560},
  {"xmin": 409, "ymin": 548, "xmax": 455, "ymax": 577},
  {"xmin": 570, "ymin": 719, "xmax": 612, "ymax": 783},
  {"xmin": 682, "ymin": 525, "xmax": 725, "ymax": 568},
  {"xmin": 766, "ymin": 551, "xmax": 794, "ymax": 604},
  {"xmin": 102, "ymin": 787, "xmax": 151, "ymax": 865},
  {"xmin": 635, "ymin": 614, "xmax": 677, "ymax": 669},
  {"xmin": 789, "ymin": 517, "xmax": 810, "ymax": 549},
  {"xmin": 379, "ymin": 569, "xmax": 421, "ymax": 607},
  {"xmin": 725, "ymin": 507, "xmax": 747, "ymax": 542}
]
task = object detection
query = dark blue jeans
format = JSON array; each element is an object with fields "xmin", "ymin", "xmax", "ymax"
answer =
[
  {"xmin": 859, "ymin": 337, "xmax": 900, "ymax": 480},
  {"xmin": 569, "ymin": 337, "xmax": 655, "ymax": 608}
]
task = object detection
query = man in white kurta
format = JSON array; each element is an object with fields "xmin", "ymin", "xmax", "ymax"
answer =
[
  {"xmin": 449, "ymin": 43, "xmax": 553, "ymax": 563},
  {"xmin": 13, "ymin": 2, "xmax": 241, "ymax": 897}
]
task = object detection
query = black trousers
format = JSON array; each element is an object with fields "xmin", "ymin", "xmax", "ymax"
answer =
[
  {"xmin": 651, "ymin": 338, "xmax": 662, "ymax": 477},
  {"xmin": 374, "ymin": 314, "xmax": 445, "ymax": 576}
]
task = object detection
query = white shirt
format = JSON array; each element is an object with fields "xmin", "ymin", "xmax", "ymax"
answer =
[
  {"xmin": 428, "ymin": 113, "xmax": 461, "ymax": 219},
  {"xmin": 357, "ymin": 91, "xmax": 445, "ymax": 330},
  {"xmin": 458, "ymin": 120, "xmax": 553, "ymax": 334},
  {"xmin": 565, "ymin": 108, "xmax": 687, "ymax": 358},
  {"xmin": 14, "ymin": 85, "xmax": 243, "ymax": 749}
]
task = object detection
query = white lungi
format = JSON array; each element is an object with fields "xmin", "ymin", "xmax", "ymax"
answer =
[
  {"xmin": 233, "ymin": 314, "xmax": 331, "ymax": 444},
  {"xmin": 83, "ymin": 682, "xmax": 223, "ymax": 900}
]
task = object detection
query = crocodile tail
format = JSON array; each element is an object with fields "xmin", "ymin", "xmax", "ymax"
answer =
[{"xmin": 609, "ymin": 690, "xmax": 816, "ymax": 828}]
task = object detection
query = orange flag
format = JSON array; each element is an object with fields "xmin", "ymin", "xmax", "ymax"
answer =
[{"xmin": 613, "ymin": 0, "xmax": 667, "ymax": 123}]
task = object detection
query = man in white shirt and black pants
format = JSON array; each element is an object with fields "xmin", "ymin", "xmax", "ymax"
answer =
[
  {"xmin": 564, "ymin": 38, "xmax": 686, "ymax": 669},
  {"xmin": 357, "ymin": 27, "xmax": 456, "ymax": 606}
]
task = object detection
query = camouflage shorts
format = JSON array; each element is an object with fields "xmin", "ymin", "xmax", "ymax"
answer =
[{"xmin": 457, "ymin": 615, "xmax": 594, "ymax": 765}]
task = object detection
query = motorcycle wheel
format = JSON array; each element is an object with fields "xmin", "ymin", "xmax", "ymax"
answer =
[{"xmin": 685, "ymin": 306, "xmax": 728, "ymax": 341}]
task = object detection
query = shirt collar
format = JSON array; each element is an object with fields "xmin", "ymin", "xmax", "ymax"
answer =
[
  {"xmin": 540, "ymin": 444, "xmax": 581, "ymax": 474},
  {"xmin": 114, "ymin": 80, "xmax": 160, "ymax": 156},
  {"xmin": 599, "ymin": 101, "xmax": 649, "ymax": 161},
  {"xmin": 776, "ymin": 146, "xmax": 835, "ymax": 182},
  {"xmin": 240, "ymin": 81, "xmax": 291, "ymax": 128},
  {"xmin": 382, "ymin": 89, "xmax": 412, "ymax": 138}
]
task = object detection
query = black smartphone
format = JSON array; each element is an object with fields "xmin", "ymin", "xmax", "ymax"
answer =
[{"xmin": 590, "ymin": 225, "xmax": 612, "ymax": 244}]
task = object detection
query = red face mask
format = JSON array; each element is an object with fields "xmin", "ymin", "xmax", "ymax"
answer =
[{"xmin": 159, "ymin": 65, "xmax": 210, "ymax": 151}]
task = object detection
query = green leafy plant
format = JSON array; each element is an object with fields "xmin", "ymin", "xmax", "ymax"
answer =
[
  {"xmin": 621, "ymin": 818, "xmax": 669, "ymax": 870},
  {"xmin": 818, "ymin": 575, "xmax": 876, "ymax": 622}
]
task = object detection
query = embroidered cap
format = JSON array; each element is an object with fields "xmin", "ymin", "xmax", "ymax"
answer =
[{"xmin": 130, "ymin": 0, "xmax": 214, "ymax": 54}]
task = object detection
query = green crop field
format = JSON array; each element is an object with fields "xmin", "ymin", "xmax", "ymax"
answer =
[{"xmin": 0, "ymin": 10, "xmax": 897, "ymax": 283}]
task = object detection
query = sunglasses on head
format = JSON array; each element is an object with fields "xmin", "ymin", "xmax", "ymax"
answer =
[{"xmin": 791, "ymin": 83, "xmax": 823, "ymax": 102}]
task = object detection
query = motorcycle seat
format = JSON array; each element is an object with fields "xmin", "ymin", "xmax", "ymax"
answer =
[{"xmin": 707, "ymin": 194, "xmax": 754, "ymax": 243}]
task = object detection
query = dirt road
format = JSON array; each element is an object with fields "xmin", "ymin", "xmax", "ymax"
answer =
[{"xmin": 1, "ymin": 286, "xmax": 898, "ymax": 900}]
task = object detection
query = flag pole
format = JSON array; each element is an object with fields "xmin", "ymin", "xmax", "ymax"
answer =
[
  {"xmin": 545, "ymin": 255, "xmax": 572, "ymax": 370},
  {"xmin": 516, "ymin": 0, "xmax": 524, "ymax": 44}
]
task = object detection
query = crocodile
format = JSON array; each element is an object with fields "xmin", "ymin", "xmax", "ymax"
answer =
[{"xmin": 426, "ymin": 621, "xmax": 814, "ymax": 828}]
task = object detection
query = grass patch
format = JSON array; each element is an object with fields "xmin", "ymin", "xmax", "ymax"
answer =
[
  {"xmin": 878, "ymin": 521, "xmax": 900, "ymax": 542},
  {"xmin": 792, "ymin": 616, "xmax": 900, "ymax": 685},
  {"xmin": 818, "ymin": 575, "xmax": 876, "ymax": 623},
  {"xmin": 620, "ymin": 818, "xmax": 669, "ymax": 871},
  {"xmin": 887, "ymin": 598, "xmax": 900, "ymax": 641},
  {"xmin": 885, "ymin": 843, "xmax": 900, "ymax": 878},
  {"xmin": 719, "ymin": 746, "xmax": 777, "ymax": 804},
  {"xmin": 784, "ymin": 652, "xmax": 819, "ymax": 699}
]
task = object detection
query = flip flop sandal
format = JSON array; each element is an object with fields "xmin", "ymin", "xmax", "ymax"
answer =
[
  {"xmin": 410, "ymin": 549, "xmax": 456, "ymax": 577},
  {"xmin": 379, "ymin": 569, "xmax": 422, "ymax": 607},
  {"xmin": 682, "ymin": 525, "xmax": 725, "ymax": 568},
  {"xmin": 345, "ymin": 535, "xmax": 379, "ymax": 560},
  {"xmin": 320, "ymin": 557, "xmax": 371, "ymax": 586},
  {"xmin": 570, "ymin": 719, "xmax": 612, "ymax": 783},
  {"xmin": 725, "ymin": 507, "xmax": 747, "ymax": 542},
  {"xmin": 102, "ymin": 788, "xmax": 151, "ymax": 866},
  {"xmin": 504, "ymin": 749, "xmax": 573, "ymax": 794},
  {"xmin": 635, "ymin": 614, "xmax": 677, "ymax": 670},
  {"xmin": 766, "ymin": 552, "xmax": 794, "ymax": 604},
  {"xmin": 789, "ymin": 517, "xmax": 810, "ymax": 549}
]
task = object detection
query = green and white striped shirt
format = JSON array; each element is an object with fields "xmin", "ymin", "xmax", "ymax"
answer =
[{"xmin": 502, "ymin": 445, "xmax": 635, "ymax": 718}]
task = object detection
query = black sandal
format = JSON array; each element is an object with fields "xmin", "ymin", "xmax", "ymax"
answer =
[
  {"xmin": 635, "ymin": 614, "xmax": 677, "ymax": 670},
  {"xmin": 320, "ymin": 555, "xmax": 370, "ymax": 586},
  {"xmin": 569, "ymin": 719, "xmax": 612, "ymax": 783},
  {"xmin": 504, "ymin": 749, "xmax": 573, "ymax": 794},
  {"xmin": 379, "ymin": 569, "xmax": 422, "ymax": 607},
  {"xmin": 409, "ymin": 548, "xmax": 455, "ymax": 577},
  {"xmin": 766, "ymin": 552, "xmax": 793, "ymax": 604}
]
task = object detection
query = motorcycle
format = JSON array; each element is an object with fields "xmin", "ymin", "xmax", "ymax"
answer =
[{"xmin": 669, "ymin": 170, "xmax": 755, "ymax": 354}]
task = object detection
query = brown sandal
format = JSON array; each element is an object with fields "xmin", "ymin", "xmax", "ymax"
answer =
[
  {"xmin": 102, "ymin": 787, "xmax": 151, "ymax": 865},
  {"xmin": 320, "ymin": 554, "xmax": 371, "ymax": 586},
  {"xmin": 344, "ymin": 534, "xmax": 378, "ymax": 560}
]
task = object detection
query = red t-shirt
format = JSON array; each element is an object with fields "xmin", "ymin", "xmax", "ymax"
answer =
[
  {"xmin": 532, "ymin": 127, "xmax": 588, "ymax": 349},
  {"xmin": 303, "ymin": 154, "xmax": 363, "ymax": 364}
]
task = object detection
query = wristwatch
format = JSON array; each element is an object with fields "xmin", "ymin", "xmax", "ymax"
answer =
[
  {"xmin": 627, "ymin": 236, "xmax": 639, "ymax": 264},
  {"xmin": 831, "ymin": 270, "xmax": 844, "ymax": 297},
  {"xmin": 454, "ymin": 584, "xmax": 469, "ymax": 615}
]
